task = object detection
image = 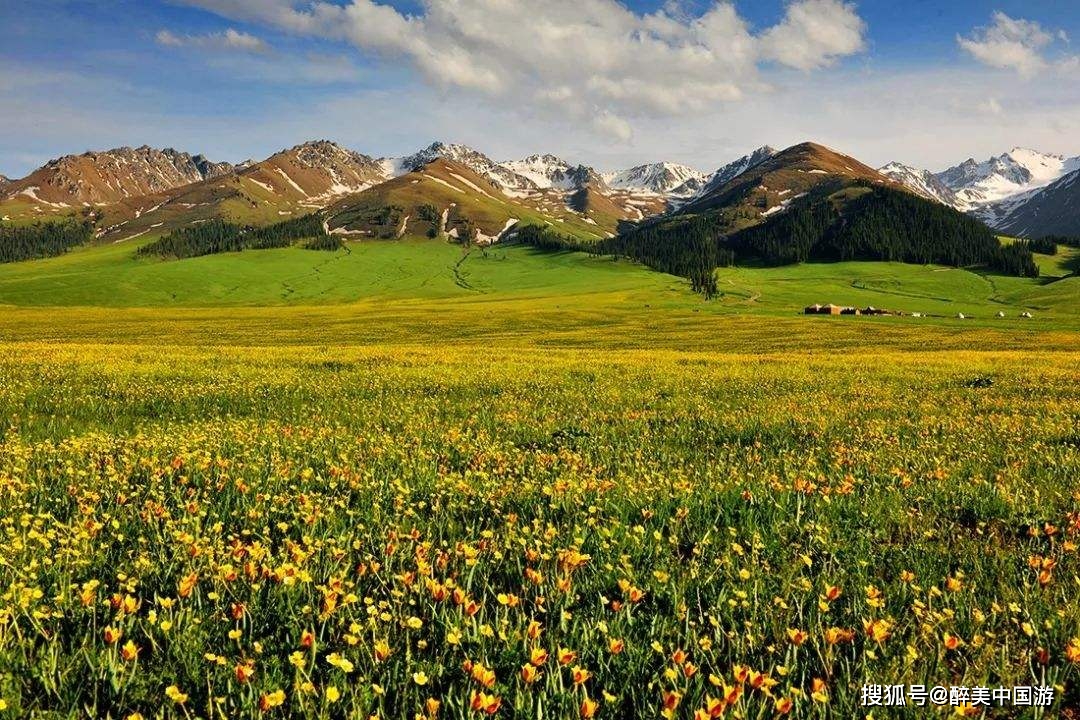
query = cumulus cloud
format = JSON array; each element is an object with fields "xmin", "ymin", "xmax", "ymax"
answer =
[
  {"xmin": 172, "ymin": 0, "xmax": 868, "ymax": 139},
  {"xmin": 759, "ymin": 0, "xmax": 866, "ymax": 71},
  {"xmin": 156, "ymin": 27, "xmax": 271, "ymax": 53},
  {"xmin": 957, "ymin": 12, "xmax": 1071, "ymax": 76}
]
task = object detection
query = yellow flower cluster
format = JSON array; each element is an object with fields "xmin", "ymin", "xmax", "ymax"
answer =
[{"xmin": 0, "ymin": 343, "xmax": 1077, "ymax": 717}]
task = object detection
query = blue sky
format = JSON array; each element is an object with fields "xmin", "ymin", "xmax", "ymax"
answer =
[{"xmin": 2, "ymin": 1, "xmax": 1079, "ymax": 177}]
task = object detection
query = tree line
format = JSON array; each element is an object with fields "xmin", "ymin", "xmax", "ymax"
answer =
[
  {"xmin": 0, "ymin": 219, "xmax": 94, "ymax": 263},
  {"xmin": 137, "ymin": 214, "xmax": 328, "ymax": 260},
  {"xmin": 516, "ymin": 185, "xmax": 1042, "ymax": 298},
  {"xmin": 729, "ymin": 187, "xmax": 1038, "ymax": 277}
]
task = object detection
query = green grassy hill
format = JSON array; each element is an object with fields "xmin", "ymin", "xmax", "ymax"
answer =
[
  {"xmin": 0, "ymin": 235, "xmax": 681, "ymax": 307},
  {"xmin": 0, "ymin": 227, "xmax": 1077, "ymax": 329}
]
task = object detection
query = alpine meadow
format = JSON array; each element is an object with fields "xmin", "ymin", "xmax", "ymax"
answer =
[{"xmin": 3, "ymin": 1, "xmax": 1080, "ymax": 719}]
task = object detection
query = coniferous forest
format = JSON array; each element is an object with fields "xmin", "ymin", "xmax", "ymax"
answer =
[
  {"xmin": 0, "ymin": 219, "xmax": 94, "ymax": 263},
  {"xmin": 137, "ymin": 214, "xmax": 327, "ymax": 260},
  {"xmin": 596, "ymin": 185, "xmax": 1039, "ymax": 295}
]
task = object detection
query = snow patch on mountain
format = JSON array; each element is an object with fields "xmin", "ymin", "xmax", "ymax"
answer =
[
  {"xmin": 690, "ymin": 146, "xmax": 779, "ymax": 201},
  {"xmin": 381, "ymin": 142, "xmax": 536, "ymax": 192},
  {"xmin": 603, "ymin": 162, "xmax": 706, "ymax": 196},
  {"xmin": 937, "ymin": 148, "xmax": 1080, "ymax": 211},
  {"xmin": 878, "ymin": 162, "xmax": 959, "ymax": 207}
]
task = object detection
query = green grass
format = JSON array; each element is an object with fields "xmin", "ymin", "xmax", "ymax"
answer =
[
  {"xmin": 2, "ymin": 220, "xmax": 1080, "ymax": 718},
  {"xmin": 1, "ymin": 342, "xmax": 1079, "ymax": 718},
  {"xmin": 1, "ymin": 235, "xmax": 1079, "ymax": 355},
  {"xmin": 0, "ymin": 238, "xmax": 680, "ymax": 307}
]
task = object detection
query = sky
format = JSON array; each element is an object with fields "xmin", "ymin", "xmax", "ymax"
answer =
[{"xmin": 2, "ymin": 0, "xmax": 1079, "ymax": 178}]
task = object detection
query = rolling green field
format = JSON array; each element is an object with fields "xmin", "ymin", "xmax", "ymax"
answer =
[
  {"xmin": 1, "ymin": 235, "xmax": 1080, "ymax": 718},
  {"xmin": 0, "ymin": 236, "xmax": 1076, "ymax": 321}
]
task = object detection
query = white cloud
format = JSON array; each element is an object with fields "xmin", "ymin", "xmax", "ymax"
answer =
[
  {"xmin": 156, "ymin": 27, "xmax": 271, "ymax": 53},
  {"xmin": 759, "ymin": 0, "xmax": 866, "ymax": 71},
  {"xmin": 173, "ymin": 0, "xmax": 868, "ymax": 139},
  {"xmin": 957, "ymin": 12, "xmax": 1065, "ymax": 76}
]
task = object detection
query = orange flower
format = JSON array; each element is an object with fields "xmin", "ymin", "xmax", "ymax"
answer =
[
  {"xmin": 374, "ymin": 640, "xmax": 391, "ymax": 663},
  {"xmin": 943, "ymin": 633, "xmax": 962, "ymax": 651},
  {"xmin": 732, "ymin": 665, "xmax": 749, "ymax": 684},
  {"xmin": 580, "ymin": 697, "xmax": 599, "ymax": 718},
  {"xmin": 786, "ymin": 628, "xmax": 808, "ymax": 646},
  {"xmin": 683, "ymin": 662, "xmax": 698, "ymax": 679},
  {"xmin": 258, "ymin": 690, "xmax": 286, "ymax": 712},
  {"xmin": 79, "ymin": 583, "xmax": 97, "ymax": 607},
  {"xmin": 747, "ymin": 669, "xmax": 773, "ymax": 690},
  {"xmin": 775, "ymin": 697, "xmax": 793, "ymax": 714},
  {"xmin": 662, "ymin": 691, "xmax": 682, "ymax": 711},
  {"xmin": 628, "ymin": 587, "xmax": 645, "ymax": 604},
  {"xmin": 520, "ymin": 663, "xmax": 540, "ymax": 684},
  {"xmin": 300, "ymin": 630, "xmax": 315, "ymax": 649},
  {"xmin": 571, "ymin": 665, "xmax": 592, "ymax": 685},
  {"xmin": 945, "ymin": 576, "xmax": 962, "ymax": 592},
  {"xmin": 863, "ymin": 619, "xmax": 891, "ymax": 644},
  {"xmin": 178, "ymin": 572, "xmax": 198, "ymax": 599},
  {"xmin": 471, "ymin": 663, "xmax": 497, "ymax": 689},
  {"xmin": 530, "ymin": 647, "xmax": 549, "ymax": 666},
  {"xmin": 823, "ymin": 585, "xmax": 842, "ymax": 602},
  {"xmin": 558, "ymin": 648, "xmax": 577, "ymax": 666},
  {"xmin": 671, "ymin": 649, "xmax": 688, "ymax": 665},
  {"xmin": 824, "ymin": 627, "xmax": 855, "ymax": 645},
  {"xmin": 470, "ymin": 692, "xmax": 501, "ymax": 714},
  {"xmin": 1065, "ymin": 638, "xmax": 1080, "ymax": 665},
  {"xmin": 608, "ymin": 638, "xmax": 625, "ymax": 655},
  {"xmin": 235, "ymin": 662, "xmax": 256, "ymax": 683},
  {"xmin": 704, "ymin": 695, "xmax": 726, "ymax": 718},
  {"xmin": 526, "ymin": 620, "xmax": 542, "ymax": 641},
  {"xmin": 121, "ymin": 640, "xmax": 139, "ymax": 662},
  {"xmin": 104, "ymin": 626, "xmax": 122, "ymax": 644}
]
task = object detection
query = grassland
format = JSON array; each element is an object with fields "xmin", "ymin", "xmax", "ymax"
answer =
[
  {"xmin": 1, "ymin": 342, "xmax": 1079, "ymax": 719},
  {"xmin": 1, "ymin": 236, "xmax": 1079, "ymax": 718}
]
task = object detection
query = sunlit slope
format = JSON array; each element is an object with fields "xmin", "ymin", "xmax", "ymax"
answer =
[
  {"xmin": 325, "ymin": 159, "xmax": 613, "ymax": 242},
  {"xmin": 0, "ymin": 238, "xmax": 682, "ymax": 307},
  {"xmin": 0, "ymin": 231, "xmax": 1074, "ymax": 324}
]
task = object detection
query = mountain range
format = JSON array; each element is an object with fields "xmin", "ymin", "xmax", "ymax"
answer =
[
  {"xmin": 3, "ymin": 139, "xmax": 1079, "ymax": 242},
  {"xmin": 879, "ymin": 148, "xmax": 1080, "ymax": 237}
]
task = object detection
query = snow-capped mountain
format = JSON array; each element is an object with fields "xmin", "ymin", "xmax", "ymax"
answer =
[
  {"xmin": 878, "ymin": 162, "xmax": 959, "ymax": 207},
  {"xmin": 691, "ymin": 146, "xmax": 778, "ymax": 201},
  {"xmin": 381, "ymin": 142, "xmax": 536, "ymax": 192},
  {"xmin": 936, "ymin": 148, "xmax": 1080, "ymax": 211},
  {"xmin": 603, "ymin": 163, "xmax": 706, "ymax": 196},
  {"xmin": 499, "ymin": 154, "xmax": 610, "ymax": 192},
  {"xmin": 995, "ymin": 168, "xmax": 1080, "ymax": 238},
  {"xmin": 500, "ymin": 154, "xmax": 573, "ymax": 189}
]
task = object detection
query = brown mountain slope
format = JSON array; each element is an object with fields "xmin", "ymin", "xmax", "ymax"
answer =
[
  {"xmin": 678, "ymin": 142, "xmax": 902, "ymax": 221},
  {"xmin": 2, "ymin": 146, "xmax": 234, "ymax": 208},
  {"xmin": 324, "ymin": 158, "xmax": 614, "ymax": 243},
  {"xmin": 97, "ymin": 141, "xmax": 388, "ymax": 242}
]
